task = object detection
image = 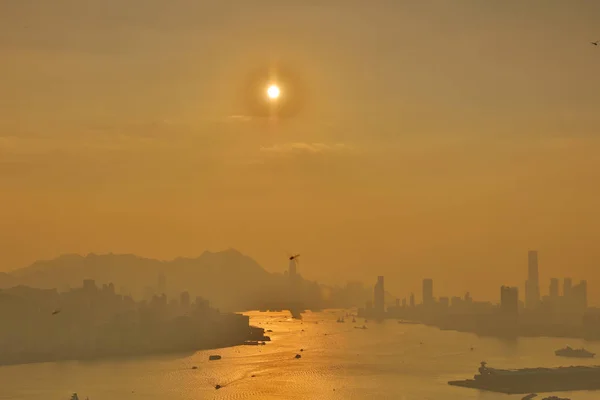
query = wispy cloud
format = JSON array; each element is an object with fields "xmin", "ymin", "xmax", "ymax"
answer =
[{"xmin": 260, "ymin": 142, "xmax": 351, "ymax": 155}]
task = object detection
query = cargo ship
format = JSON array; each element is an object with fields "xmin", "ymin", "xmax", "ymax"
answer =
[{"xmin": 448, "ymin": 361, "xmax": 600, "ymax": 394}]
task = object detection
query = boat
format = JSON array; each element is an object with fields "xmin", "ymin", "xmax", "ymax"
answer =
[
  {"xmin": 541, "ymin": 397, "xmax": 570, "ymax": 400},
  {"xmin": 215, "ymin": 384, "xmax": 222, "ymax": 390},
  {"xmin": 336, "ymin": 317, "xmax": 345, "ymax": 323},
  {"xmin": 555, "ymin": 346, "xmax": 595, "ymax": 358},
  {"xmin": 352, "ymin": 317, "xmax": 356, "ymax": 323},
  {"xmin": 208, "ymin": 355, "xmax": 222, "ymax": 360},
  {"xmin": 521, "ymin": 394, "xmax": 537, "ymax": 400},
  {"xmin": 448, "ymin": 361, "xmax": 600, "ymax": 394},
  {"xmin": 354, "ymin": 325, "xmax": 367, "ymax": 330},
  {"xmin": 295, "ymin": 354, "xmax": 301, "ymax": 359}
]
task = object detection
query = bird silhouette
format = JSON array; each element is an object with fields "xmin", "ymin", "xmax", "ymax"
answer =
[
  {"xmin": 592, "ymin": 41, "xmax": 599, "ymax": 46},
  {"xmin": 52, "ymin": 309, "xmax": 61, "ymax": 315}
]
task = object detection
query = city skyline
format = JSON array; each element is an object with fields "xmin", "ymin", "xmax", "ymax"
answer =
[{"xmin": 2, "ymin": 1, "xmax": 600, "ymax": 308}]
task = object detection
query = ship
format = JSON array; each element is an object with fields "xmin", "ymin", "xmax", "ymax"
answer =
[
  {"xmin": 555, "ymin": 346, "xmax": 595, "ymax": 358},
  {"xmin": 448, "ymin": 361, "xmax": 600, "ymax": 394}
]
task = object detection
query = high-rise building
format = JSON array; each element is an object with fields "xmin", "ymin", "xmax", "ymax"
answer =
[
  {"xmin": 395, "ymin": 298, "xmax": 400, "ymax": 308},
  {"xmin": 549, "ymin": 278, "xmax": 559, "ymax": 300},
  {"xmin": 525, "ymin": 250, "xmax": 540, "ymax": 310},
  {"xmin": 409, "ymin": 293, "xmax": 415, "ymax": 308},
  {"xmin": 422, "ymin": 279, "xmax": 434, "ymax": 306},
  {"xmin": 571, "ymin": 280, "xmax": 588, "ymax": 311},
  {"xmin": 500, "ymin": 286, "xmax": 519, "ymax": 315},
  {"xmin": 402, "ymin": 298, "xmax": 407, "ymax": 307},
  {"xmin": 374, "ymin": 276, "xmax": 385, "ymax": 314}
]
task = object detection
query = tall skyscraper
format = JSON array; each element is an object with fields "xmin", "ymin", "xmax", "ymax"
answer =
[
  {"xmin": 409, "ymin": 293, "xmax": 415, "ymax": 308},
  {"xmin": 374, "ymin": 276, "xmax": 385, "ymax": 314},
  {"xmin": 525, "ymin": 250, "xmax": 540, "ymax": 310},
  {"xmin": 422, "ymin": 278, "xmax": 434, "ymax": 306},
  {"xmin": 500, "ymin": 286, "xmax": 519, "ymax": 315},
  {"xmin": 549, "ymin": 278, "xmax": 559, "ymax": 300}
]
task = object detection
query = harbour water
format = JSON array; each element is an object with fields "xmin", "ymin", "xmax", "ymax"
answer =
[{"xmin": 1, "ymin": 310, "xmax": 598, "ymax": 400}]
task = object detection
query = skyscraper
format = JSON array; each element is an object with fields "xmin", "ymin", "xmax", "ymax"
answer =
[
  {"xmin": 525, "ymin": 250, "xmax": 540, "ymax": 310},
  {"xmin": 422, "ymin": 278, "xmax": 433, "ymax": 306},
  {"xmin": 374, "ymin": 276, "xmax": 385, "ymax": 315},
  {"xmin": 500, "ymin": 286, "xmax": 519, "ymax": 315},
  {"xmin": 409, "ymin": 293, "xmax": 415, "ymax": 308}
]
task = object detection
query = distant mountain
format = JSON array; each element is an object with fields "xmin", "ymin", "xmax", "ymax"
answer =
[{"xmin": 8, "ymin": 249, "xmax": 281, "ymax": 311}]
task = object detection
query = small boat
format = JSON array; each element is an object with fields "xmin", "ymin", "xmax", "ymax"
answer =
[
  {"xmin": 522, "ymin": 394, "xmax": 538, "ymax": 400},
  {"xmin": 295, "ymin": 354, "xmax": 302, "ymax": 359},
  {"xmin": 208, "ymin": 355, "xmax": 222, "ymax": 361},
  {"xmin": 191, "ymin": 366, "xmax": 198, "ymax": 369},
  {"xmin": 541, "ymin": 397, "xmax": 570, "ymax": 400},
  {"xmin": 354, "ymin": 325, "xmax": 367, "ymax": 330},
  {"xmin": 555, "ymin": 346, "xmax": 595, "ymax": 358},
  {"xmin": 215, "ymin": 384, "xmax": 222, "ymax": 390}
]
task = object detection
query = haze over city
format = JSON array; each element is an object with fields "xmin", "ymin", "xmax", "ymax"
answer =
[{"xmin": 2, "ymin": 1, "xmax": 600, "ymax": 302}]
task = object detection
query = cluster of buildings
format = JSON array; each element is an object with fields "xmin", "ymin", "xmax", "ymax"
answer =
[
  {"xmin": 501, "ymin": 250, "xmax": 588, "ymax": 317},
  {"xmin": 359, "ymin": 250, "xmax": 591, "ymax": 328},
  {"xmin": 0, "ymin": 279, "xmax": 260, "ymax": 366}
]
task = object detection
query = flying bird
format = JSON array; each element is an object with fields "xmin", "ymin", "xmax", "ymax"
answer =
[
  {"xmin": 592, "ymin": 41, "xmax": 599, "ymax": 46},
  {"xmin": 52, "ymin": 309, "xmax": 61, "ymax": 315}
]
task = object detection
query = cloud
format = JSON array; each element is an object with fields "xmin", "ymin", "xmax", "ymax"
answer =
[{"xmin": 260, "ymin": 142, "xmax": 351, "ymax": 155}]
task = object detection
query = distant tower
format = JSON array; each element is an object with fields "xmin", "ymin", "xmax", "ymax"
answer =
[
  {"xmin": 422, "ymin": 279, "xmax": 433, "ymax": 306},
  {"xmin": 549, "ymin": 278, "xmax": 559, "ymax": 300},
  {"xmin": 500, "ymin": 286, "xmax": 519, "ymax": 315},
  {"xmin": 374, "ymin": 276, "xmax": 385, "ymax": 315},
  {"xmin": 409, "ymin": 293, "xmax": 415, "ymax": 308},
  {"xmin": 525, "ymin": 250, "xmax": 540, "ymax": 310}
]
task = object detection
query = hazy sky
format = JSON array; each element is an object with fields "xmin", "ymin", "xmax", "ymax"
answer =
[{"xmin": 1, "ymin": 1, "xmax": 600, "ymax": 303}]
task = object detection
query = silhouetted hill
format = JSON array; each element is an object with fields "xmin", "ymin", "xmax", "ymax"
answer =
[{"xmin": 7, "ymin": 249, "xmax": 285, "ymax": 311}]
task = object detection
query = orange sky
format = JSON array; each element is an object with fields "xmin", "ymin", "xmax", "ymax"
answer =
[{"xmin": 1, "ymin": 1, "xmax": 600, "ymax": 303}]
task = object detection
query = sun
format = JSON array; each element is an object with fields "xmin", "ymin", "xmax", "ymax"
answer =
[{"xmin": 266, "ymin": 84, "xmax": 280, "ymax": 100}]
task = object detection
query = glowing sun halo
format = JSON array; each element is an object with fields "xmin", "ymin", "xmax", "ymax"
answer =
[{"xmin": 267, "ymin": 84, "xmax": 280, "ymax": 100}]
